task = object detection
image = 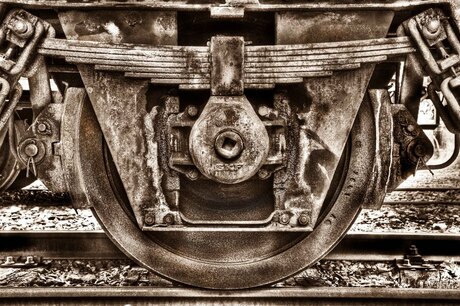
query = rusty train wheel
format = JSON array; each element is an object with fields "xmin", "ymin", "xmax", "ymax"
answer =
[{"xmin": 79, "ymin": 95, "xmax": 375, "ymax": 289}]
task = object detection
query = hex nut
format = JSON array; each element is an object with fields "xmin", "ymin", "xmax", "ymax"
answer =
[
  {"xmin": 144, "ymin": 212, "xmax": 155, "ymax": 226},
  {"xmin": 279, "ymin": 213, "xmax": 290, "ymax": 225},
  {"xmin": 298, "ymin": 213, "xmax": 310, "ymax": 226},
  {"xmin": 163, "ymin": 213, "xmax": 175, "ymax": 225}
]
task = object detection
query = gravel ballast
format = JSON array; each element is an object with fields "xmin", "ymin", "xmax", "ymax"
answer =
[{"xmin": 0, "ymin": 160, "xmax": 458, "ymax": 288}]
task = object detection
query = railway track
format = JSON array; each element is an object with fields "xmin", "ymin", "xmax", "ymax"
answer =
[
  {"xmin": 0, "ymin": 287, "xmax": 459, "ymax": 305},
  {"xmin": 0, "ymin": 231, "xmax": 459, "ymax": 304},
  {"xmin": 384, "ymin": 200, "xmax": 460, "ymax": 205},
  {"xmin": 0, "ymin": 230, "xmax": 458, "ymax": 262},
  {"xmin": 1, "ymin": 190, "xmax": 459, "ymax": 206}
]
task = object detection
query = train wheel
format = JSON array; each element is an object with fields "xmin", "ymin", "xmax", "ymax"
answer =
[
  {"xmin": 78, "ymin": 94, "xmax": 375, "ymax": 289},
  {"xmin": 0, "ymin": 132, "xmax": 20, "ymax": 190}
]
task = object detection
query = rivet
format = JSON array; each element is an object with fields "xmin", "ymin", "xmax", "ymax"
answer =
[
  {"xmin": 187, "ymin": 105, "xmax": 198, "ymax": 117},
  {"xmin": 24, "ymin": 143, "xmax": 38, "ymax": 157},
  {"xmin": 37, "ymin": 123, "xmax": 47, "ymax": 133}
]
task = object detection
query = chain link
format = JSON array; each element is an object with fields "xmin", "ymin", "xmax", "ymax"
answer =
[{"xmin": 406, "ymin": 8, "xmax": 460, "ymax": 133}]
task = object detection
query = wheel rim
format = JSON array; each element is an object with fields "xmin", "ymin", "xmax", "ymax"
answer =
[
  {"xmin": 0, "ymin": 130, "xmax": 23, "ymax": 191},
  {"xmin": 80, "ymin": 97, "xmax": 375, "ymax": 289}
]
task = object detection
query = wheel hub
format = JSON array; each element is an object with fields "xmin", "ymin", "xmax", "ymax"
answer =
[{"xmin": 189, "ymin": 95, "xmax": 270, "ymax": 184}]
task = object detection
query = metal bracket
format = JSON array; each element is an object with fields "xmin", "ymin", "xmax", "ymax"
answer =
[
  {"xmin": 17, "ymin": 103, "xmax": 66, "ymax": 192},
  {"xmin": 0, "ymin": 10, "xmax": 46, "ymax": 76},
  {"xmin": 210, "ymin": 36, "xmax": 244, "ymax": 96},
  {"xmin": 388, "ymin": 105, "xmax": 434, "ymax": 190}
]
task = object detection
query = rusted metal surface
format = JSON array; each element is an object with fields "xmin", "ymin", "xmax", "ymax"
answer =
[
  {"xmin": 77, "ymin": 86, "xmax": 376, "ymax": 288},
  {"xmin": 0, "ymin": 121, "xmax": 23, "ymax": 190},
  {"xmin": 0, "ymin": 0, "xmax": 457, "ymax": 290},
  {"xmin": 16, "ymin": 102, "xmax": 67, "ymax": 192},
  {"xmin": 210, "ymin": 36, "xmax": 244, "ymax": 95},
  {"xmin": 404, "ymin": 8, "xmax": 460, "ymax": 134},
  {"xmin": 0, "ymin": 0, "xmax": 457, "ymax": 12},
  {"xmin": 388, "ymin": 105, "xmax": 434, "ymax": 190},
  {"xmin": 59, "ymin": 10, "xmax": 178, "ymax": 226},
  {"xmin": 189, "ymin": 95, "xmax": 269, "ymax": 184},
  {"xmin": 0, "ymin": 9, "xmax": 53, "ymax": 191},
  {"xmin": 59, "ymin": 10, "xmax": 177, "ymax": 45},
  {"xmin": 273, "ymin": 11, "xmax": 392, "ymax": 227}
]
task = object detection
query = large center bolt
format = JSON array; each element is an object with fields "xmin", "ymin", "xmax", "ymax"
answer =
[{"xmin": 214, "ymin": 130, "xmax": 244, "ymax": 160}]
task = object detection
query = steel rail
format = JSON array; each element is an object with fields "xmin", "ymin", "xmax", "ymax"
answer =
[
  {"xmin": 0, "ymin": 231, "xmax": 459, "ymax": 262},
  {"xmin": 3, "ymin": 195, "xmax": 460, "ymax": 206},
  {"xmin": 394, "ymin": 187, "xmax": 460, "ymax": 191},
  {"xmin": 0, "ymin": 0, "xmax": 456, "ymax": 11},
  {"xmin": 0, "ymin": 287, "xmax": 460, "ymax": 305},
  {"xmin": 383, "ymin": 200, "xmax": 460, "ymax": 205}
]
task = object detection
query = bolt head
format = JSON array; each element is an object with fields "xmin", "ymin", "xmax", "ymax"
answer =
[
  {"xmin": 214, "ymin": 130, "xmax": 244, "ymax": 160},
  {"xmin": 12, "ymin": 20, "xmax": 28, "ymax": 34},
  {"xmin": 37, "ymin": 123, "xmax": 47, "ymax": 133},
  {"xmin": 279, "ymin": 213, "xmax": 290, "ymax": 225},
  {"xmin": 163, "ymin": 213, "xmax": 175, "ymax": 225},
  {"xmin": 187, "ymin": 105, "xmax": 198, "ymax": 117},
  {"xmin": 426, "ymin": 18, "xmax": 441, "ymax": 34},
  {"xmin": 4, "ymin": 256, "xmax": 14, "ymax": 264},
  {"xmin": 144, "ymin": 212, "xmax": 155, "ymax": 226},
  {"xmin": 298, "ymin": 213, "xmax": 310, "ymax": 226},
  {"xmin": 25, "ymin": 256, "xmax": 34, "ymax": 264},
  {"xmin": 24, "ymin": 143, "xmax": 38, "ymax": 157},
  {"xmin": 258, "ymin": 105, "xmax": 270, "ymax": 117}
]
